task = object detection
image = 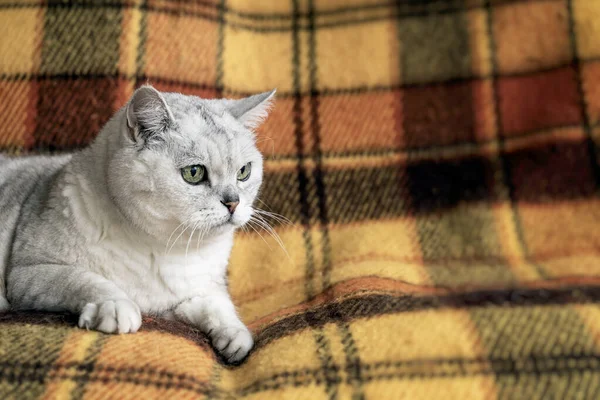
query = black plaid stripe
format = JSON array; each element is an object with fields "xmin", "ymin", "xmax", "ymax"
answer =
[
  {"xmin": 136, "ymin": 0, "xmax": 147, "ymax": 82},
  {"xmin": 6, "ymin": 68, "xmax": 600, "ymax": 162},
  {"xmin": 0, "ymin": 360, "xmax": 225, "ymax": 398},
  {"xmin": 254, "ymin": 284, "xmax": 600, "ymax": 349},
  {"xmin": 290, "ymin": 0, "xmax": 315, "ymax": 298},
  {"xmin": 69, "ymin": 335, "xmax": 110, "ymax": 400},
  {"xmin": 470, "ymin": 305, "xmax": 599, "ymax": 399},
  {"xmin": 469, "ymin": 6, "xmax": 597, "ymax": 394},
  {"xmin": 307, "ymin": 0, "xmax": 330, "ymax": 293},
  {"xmin": 290, "ymin": 0, "xmax": 343, "ymax": 398},
  {"xmin": 2, "ymin": 354, "xmax": 600, "ymax": 398},
  {"xmin": 215, "ymin": 0, "xmax": 226, "ymax": 95},
  {"xmin": 0, "ymin": 325, "xmax": 71, "ymax": 398},
  {"xmin": 6, "ymin": 284, "xmax": 600, "ymax": 350},
  {"xmin": 6, "ymin": 117, "xmax": 600, "ymax": 162},
  {"xmin": 0, "ymin": 0, "xmax": 570, "ymax": 33},
  {"xmin": 7, "ymin": 55, "xmax": 600, "ymax": 93},
  {"xmin": 306, "ymin": 1, "xmax": 364, "ymax": 398},
  {"xmin": 2, "ymin": 284, "xmax": 600, "ymax": 397},
  {"xmin": 5, "ymin": 286, "xmax": 600, "ymax": 397},
  {"xmin": 483, "ymin": 0, "xmax": 547, "ymax": 279}
]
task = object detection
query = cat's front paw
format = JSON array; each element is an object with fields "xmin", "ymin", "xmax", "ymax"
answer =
[
  {"xmin": 211, "ymin": 325, "xmax": 254, "ymax": 364},
  {"xmin": 78, "ymin": 299, "xmax": 142, "ymax": 334}
]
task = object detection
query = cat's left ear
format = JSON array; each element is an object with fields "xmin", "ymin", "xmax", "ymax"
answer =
[
  {"xmin": 126, "ymin": 85, "xmax": 174, "ymax": 143},
  {"xmin": 226, "ymin": 89, "xmax": 276, "ymax": 130}
]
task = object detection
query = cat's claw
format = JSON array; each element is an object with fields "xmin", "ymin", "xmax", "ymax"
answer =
[
  {"xmin": 211, "ymin": 325, "xmax": 254, "ymax": 364},
  {"xmin": 78, "ymin": 299, "xmax": 142, "ymax": 334}
]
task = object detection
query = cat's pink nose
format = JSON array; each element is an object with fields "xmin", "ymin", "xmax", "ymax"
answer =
[{"xmin": 221, "ymin": 200, "xmax": 239, "ymax": 214}]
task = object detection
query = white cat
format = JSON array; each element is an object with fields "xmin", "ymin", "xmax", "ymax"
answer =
[{"xmin": 0, "ymin": 85, "xmax": 275, "ymax": 364}]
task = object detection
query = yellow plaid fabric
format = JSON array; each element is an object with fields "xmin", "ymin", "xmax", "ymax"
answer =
[{"xmin": 2, "ymin": 0, "xmax": 600, "ymax": 398}]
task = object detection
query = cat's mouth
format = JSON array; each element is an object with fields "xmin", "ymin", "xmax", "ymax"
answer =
[
  {"xmin": 226, "ymin": 214, "xmax": 248, "ymax": 229},
  {"xmin": 211, "ymin": 211, "xmax": 248, "ymax": 230}
]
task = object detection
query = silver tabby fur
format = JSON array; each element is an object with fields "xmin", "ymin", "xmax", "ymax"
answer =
[{"xmin": 0, "ymin": 85, "xmax": 275, "ymax": 364}]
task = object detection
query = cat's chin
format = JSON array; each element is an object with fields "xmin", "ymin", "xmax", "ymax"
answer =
[{"xmin": 210, "ymin": 219, "xmax": 238, "ymax": 234}]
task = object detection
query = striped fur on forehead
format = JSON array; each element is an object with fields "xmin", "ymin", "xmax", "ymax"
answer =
[
  {"xmin": 141, "ymin": 94, "xmax": 260, "ymax": 175},
  {"xmin": 161, "ymin": 93, "xmax": 250, "ymax": 141},
  {"xmin": 133, "ymin": 91, "xmax": 251, "ymax": 163},
  {"xmin": 197, "ymin": 106, "xmax": 226, "ymax": 136}
]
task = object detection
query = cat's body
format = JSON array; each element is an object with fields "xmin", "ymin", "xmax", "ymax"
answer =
[
  {"xmin": 1, "ymin": 152, "xmax": 232, "ymax": 313},
  {"xmin": 0, "ymin": 86, "xmax": 275, "ymax": 363},
  {"xmin": 0, "ymin": 154, "xmax": 72, "ymax": 312}
]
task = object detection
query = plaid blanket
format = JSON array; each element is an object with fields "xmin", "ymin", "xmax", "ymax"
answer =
[{"xmin": 2, "ymin": 0, "xmax": 600, "ymax": 398}]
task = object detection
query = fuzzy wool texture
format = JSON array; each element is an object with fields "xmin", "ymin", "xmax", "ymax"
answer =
[{"xmin": 2, "ymin": 1, "xmax": 600, "ymax": 399}]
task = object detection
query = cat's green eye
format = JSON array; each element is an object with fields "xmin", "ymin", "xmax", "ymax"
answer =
[
  {"xmin": 181, "ymin": 165, "xmax": 206, "ymax": 185},
  {"xmin": 237, "ymin": 162, "xmax": 252, "ymax": 182}
]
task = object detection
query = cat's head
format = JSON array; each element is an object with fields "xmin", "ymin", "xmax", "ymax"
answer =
[{"xmin": 106, "ymin": 85, "xmax": 275, "ymax": 245}]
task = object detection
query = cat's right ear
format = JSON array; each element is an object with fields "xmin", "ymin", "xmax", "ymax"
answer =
[{"xmin": 126, "ymin": 85, "xmax": 174, "ymax": 144}]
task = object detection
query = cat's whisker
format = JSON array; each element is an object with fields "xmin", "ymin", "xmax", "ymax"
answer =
[
  {"xmin": 252, "ymin": 215, "xmax": 288, "ymax": 253},
  {"xmin": 196, "ymin": 223, "xmax": 206, "ymax": 252},
  {"xmin": 165, "ymin": 221, "xmax": 187, "ymax": 253},
  {"xmin": 167, "ymin": 221, "xmax": 192, "ymax": 255},
  {"xmin": 253, "ymin": 208, "xmax": 294, "ymax": 226},
  {"xmin": 248, "ymin": 215, "xmax": 290, "ymax": 259},
  {"xmin": 255, "ymin": 198, "xmax": 273, "ymax": 211},
  {"xmin": 255, "ymin": 222, "xmax": 287, "ymax": 255},
  {"xmin": 254, "ymin": 199, "xmax": 294, "ymax": 225},
  {"xmin": 239, "ymin": 142, "xmax": 259, "ymax": 156},
  {"xmin": 198, "ymin": 223, "xmax": 210, "ymax": 251},
  {"xmin": 246, "ymin": 220, "xmax": 273, "ymax": 250},
  {"xmin": 249, "ymin": 220, "xmax": 288, "ymax": 260},
  {"xmin": 185, "ymin": 221, "xmax": 200, "ymax": 260}
]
